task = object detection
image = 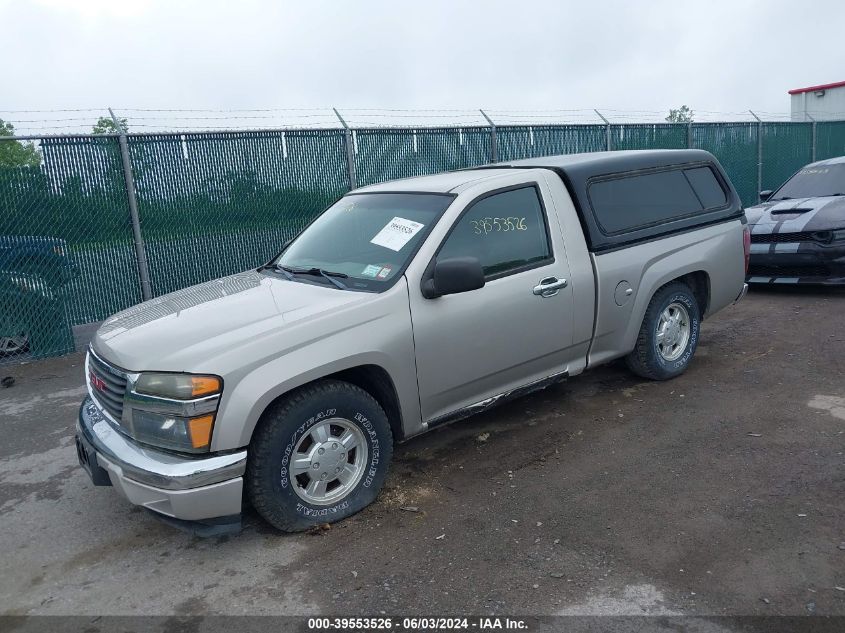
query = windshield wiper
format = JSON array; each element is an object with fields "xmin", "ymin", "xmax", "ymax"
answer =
[
  {"xmin": 275, "ymin": 265, "xmax": 349, "ymax": 290},
  {"xmin": 308, "ymin": 268, "xmax": 348, "ymax": 290},
  {"xmin": 268, "ymin": 264, "xmax": 294, "ymax": 280}
]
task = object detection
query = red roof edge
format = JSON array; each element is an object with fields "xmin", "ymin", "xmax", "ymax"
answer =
[{"xmin": 789, "ymin": 80, "xmax": 845, "ymax": 95}]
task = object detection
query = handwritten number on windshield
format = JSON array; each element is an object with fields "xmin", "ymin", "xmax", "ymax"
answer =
[{"xmin": 471, "ymin": 217, "xmax": 527, "ymax": 235}]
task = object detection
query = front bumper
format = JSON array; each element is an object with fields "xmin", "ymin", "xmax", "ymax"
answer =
[
  {"xmin": 747, "ymin": 240, "xmax": 845, "ymax": 284},
  {"xmin": 76, "ymin": 397, "xmax": 247, "ymax": 522}
]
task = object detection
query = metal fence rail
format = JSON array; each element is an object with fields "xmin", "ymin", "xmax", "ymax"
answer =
[{"xmin": 2, "ymin": 114, "xmax": 845, "ymax": 362}]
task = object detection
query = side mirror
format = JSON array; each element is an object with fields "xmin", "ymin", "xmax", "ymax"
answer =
[
  {"xmin": 421, "ymin": 257, "xmax": 485, "ymax": 299},
  {"xmin": 759, "ymin": 190, "xmax": 773, "ymax": 202}
]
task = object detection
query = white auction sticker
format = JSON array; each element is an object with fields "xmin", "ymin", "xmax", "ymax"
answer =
[{"xmin": 370, "ymin": 217, "xmax": 424, "ymax": 252}]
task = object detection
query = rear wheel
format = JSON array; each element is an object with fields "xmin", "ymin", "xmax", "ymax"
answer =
[
  {"xmin": 626, "ymin": 282, "xmax": 700, "ymax": 381},
  {"xmin": 246, "ymin": 379, "xmax": 393, "ymax": 532}
]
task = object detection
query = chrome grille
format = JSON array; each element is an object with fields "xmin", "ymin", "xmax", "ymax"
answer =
[{"xmin": 87, "ymin": 350, "xmax": 128, "ymax": 423}]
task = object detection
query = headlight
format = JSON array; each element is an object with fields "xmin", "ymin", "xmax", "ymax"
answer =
[
  {"xmin": 135, "ymin": 373, "xmax": 221, "ymax": 399},
  {"xmin": 132, "ymin": 410, "xmax": 215, "ymax": 452},
  {"xmin": 126, "ymin": 372, "xmax": 223, "ymax": 453},
  {"xmin": 832, "ymin": 229, "xmax": 845, "ymax": 242}
]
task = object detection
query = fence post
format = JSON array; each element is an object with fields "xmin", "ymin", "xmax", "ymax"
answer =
[
  {"xmin": 109, "ymin": 107, "xmax": 152, "ymax": 301},
  {"xmin": 807, "ymin": 113, "xmax": 817, "ymax": 162},
  {"xmin": 333, "ymin": 108, "xmax": 357, "ymax": 190},
  {"xmin": 686, "ymin": 121, "xmax": 693, "ymax": 148},
  {"xmin": 595, "ymin": 110, "xmax": 611, "ymax": 151},
  {"xmin": 479, "ymin": 110, "xmax": 498, "ymax": 163},
  {"xmin": 749, "ymin": 110, "xmax": 763, "ymax": 198}
]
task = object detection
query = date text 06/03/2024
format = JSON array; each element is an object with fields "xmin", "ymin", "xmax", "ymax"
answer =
[{"xmin": 307, "ymin": 617, "xmax": 529, "ymax": 630}]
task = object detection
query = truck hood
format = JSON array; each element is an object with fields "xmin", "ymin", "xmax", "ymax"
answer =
[
  {"xmin": 745, "ymin": 196, "xmax": 845, "ymax": 233},
  {"xmin": 93, "ymin": 270, "xmax": 372, "ymax": 371}
]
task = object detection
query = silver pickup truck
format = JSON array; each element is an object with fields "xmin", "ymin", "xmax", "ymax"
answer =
[{"xmin": 76, "ymin": 149, "xmax": 749, "ymax": 533}]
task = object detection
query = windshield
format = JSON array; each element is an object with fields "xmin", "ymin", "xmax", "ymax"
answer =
[
  {"xmin": 771, "ymin": 164, "xmax": 845, "ymax": 200},
  {"xmin": 274, "ymin": 192, "xmax": 453, "ymax": 291}
]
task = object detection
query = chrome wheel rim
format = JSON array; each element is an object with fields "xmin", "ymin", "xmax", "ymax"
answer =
[
  {"xmin": 289, "ymin": 418, "xmax": 368, "ymax": 506},
  {"xmin": 656, "ymin": 302, "xmax": 690, "ymax": 362}
]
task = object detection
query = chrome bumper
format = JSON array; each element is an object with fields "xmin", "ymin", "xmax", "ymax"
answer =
[
  {"xmin": 77, "ymin": 397, "xmax": 246, "ymax": 520},
  {"xmin": 734, "ymin": 282, "xmax": 748, "ymax": 304}
]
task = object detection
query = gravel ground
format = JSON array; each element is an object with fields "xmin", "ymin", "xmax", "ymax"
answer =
[{"xmin": 0, "ymin": 287, "xmax": 843, "ymax": 623}]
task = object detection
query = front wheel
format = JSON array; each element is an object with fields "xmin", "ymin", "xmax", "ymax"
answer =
[
  {"xmin": 625, "ymin": 281, "xmax": 701, "ymax": 381},
  {"xmin": 246, "ymin": 379, "xmax": 393, "ymax": 532}
]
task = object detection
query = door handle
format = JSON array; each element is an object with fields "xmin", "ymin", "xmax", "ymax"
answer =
[{"xmin": 532, "ymin": 277, "xmax": 568, "ymax": 298}]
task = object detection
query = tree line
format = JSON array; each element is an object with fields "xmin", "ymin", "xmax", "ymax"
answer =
[{"xmin": 0, "ymin": 117, "xmax": 127, "ymax": 168}]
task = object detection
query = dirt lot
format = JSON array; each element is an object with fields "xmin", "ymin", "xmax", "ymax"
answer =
[{"xmin": 0, "ymin": 287, "xmax": 843, "ymax": 621}]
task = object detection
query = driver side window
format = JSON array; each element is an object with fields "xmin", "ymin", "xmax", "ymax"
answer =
[{"xmin": 438, "ymin": 185, "xmax": 553, "ymax": 278}]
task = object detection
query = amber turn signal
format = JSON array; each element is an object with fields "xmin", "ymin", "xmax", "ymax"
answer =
[
  {"xmin": 191, "ymin": 376, "xmax": 222, "ymax": 397},
  {"xmin": 187, "ymin": 414, "xmax": 215, "ymax": 449}
]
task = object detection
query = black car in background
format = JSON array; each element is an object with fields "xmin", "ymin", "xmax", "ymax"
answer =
[
  {"xmin": 0, "ymin": 235, "xmax": 78, "ymax": 356},
  {"xmin": 745, "ymin": 157, "xmax": 845, "ymax": 284}
]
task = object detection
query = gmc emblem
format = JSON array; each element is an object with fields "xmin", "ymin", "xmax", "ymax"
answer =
[{"xmin": 89, "ymin": 371, "xmax": 108, "ymax": 393}]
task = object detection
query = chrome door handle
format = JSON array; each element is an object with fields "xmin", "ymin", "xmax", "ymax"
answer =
[{"xmin": 532, "ymin": 277, "xmax": 568, "ymax": 297}]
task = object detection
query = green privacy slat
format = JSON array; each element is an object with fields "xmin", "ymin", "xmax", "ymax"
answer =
[
  {"xmin": 815, "ymin": 121, "xmax": 845, "ymax": 161},
  {"xmin": 497, "ymin": 125, "xmax": 607, "ymax": 161},
  {"xmin": 126, "ymin": 130, "xmax": 349, "ymax": 296},
  {"xmin": 0, "ymin": 135, "xmax": 139, "ymax": 360},
  {"xmin": 2, "ymin": 121, "xmax": 845, "ymax": 362},
  {"xmin": 610, "ymin": 124, "xmax": 687, "ymax": 150},
  {"xmin": 760, "ymin": 123, "xmax": 814, "ymax": 191},
  {"xmin": 353, "ymin": 127, "xmax": 490, "ymax": 186},
  {"xmin": 690, "ymin": 123, "xmax": 759, "ymax": 207}
]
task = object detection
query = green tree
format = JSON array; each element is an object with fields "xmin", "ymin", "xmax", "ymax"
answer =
[
  {"xmin": 0, "ymin": 120, "xmax": 42, "ymax": 167},
  {"xmin": 92, "ymin": 116, "xmax": 128, "ymax": 134},
  {"xmin": 666, "ymin": 105, "xmax": 694, "ymax": 123}
]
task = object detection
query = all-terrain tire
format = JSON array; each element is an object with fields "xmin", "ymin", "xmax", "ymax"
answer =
[
  {"xmin": 246, "ymin": 379, "xmax": 393, "ymax": 532},
  {"xmin": 625, "ymin": 281, "xmax": 701, "ymax": 381}
]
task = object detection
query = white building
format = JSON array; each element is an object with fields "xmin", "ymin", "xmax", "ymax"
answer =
[{"xmin": 790, "ymin": 80, "xmax": 845, "ymax": 121}]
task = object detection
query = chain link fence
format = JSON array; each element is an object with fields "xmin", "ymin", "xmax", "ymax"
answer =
[
  {"xmin": 815, "ymin": 121, "xmax": 845, "ymax": 161},
  {"xmin": 127, "ymin": 130, "xmax": 349, "ymax": 296},
  {"xmin": 353, "ymin": 127, "xmax": 492, "ymax": 187},
  {"xmin": 1, "ymin": 135, "xmax": 139, "ymax": 360},
  {"xmin": 690, "ymin": 123, "xmax": 760, "ymax": 207},
  {"xmin": 760, "ymin": 123, "xmax": 815, "ymax": 192},
  {"xmin": 2, "ymin": 116, "xmax": 845, "ymax": 363}
]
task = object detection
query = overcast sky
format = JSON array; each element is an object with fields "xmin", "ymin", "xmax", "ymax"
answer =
[{"xmin": 3, "ymin": 0, "xmax": 845, "ymax": 132}]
